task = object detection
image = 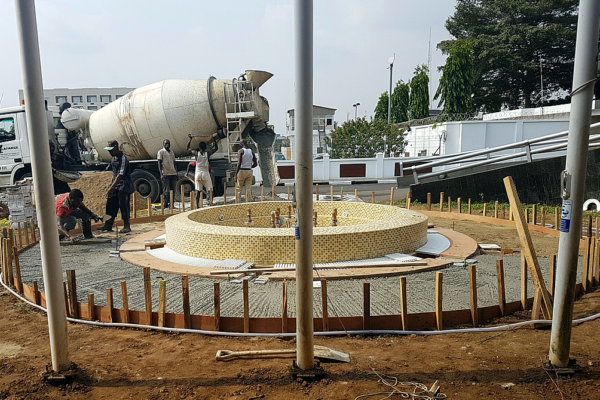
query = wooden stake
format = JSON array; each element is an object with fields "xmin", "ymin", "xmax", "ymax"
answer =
[
  {"xmin": 427, "ymin": 193, "xmax": 432, "ymax": 211},
  {"xmin": 287, "ymin": 186, "xmax": 290, "ymax": 200},
  {"xmin": 121, "ymin": 281, "xmax": 129, "ymax": 323},
  {"xmin": 468, "ymin": 198, "xmax": 472, "ymax": 214},
  {"xmin": 261, "ymin": 185, "xmax": 264, "ymax": 202},
  {"xmin": 494, "ymin": 201, "xmax": 499, "ymax": 218},
  {"xmin": 272, "ymin": 185, "xmax": 275, "ymax": 201},
  {"xmin": 541, "ymin": 207, "xmax": 545, "ymax": 227},
  {"xmin": 532, "ymin": 204, "xmax": 537, "ymax": 226},
  {"xmin": 597, "ymin": 216, "xmax": 600, "ymax": 239},
  {"xmin": 143, "ymin": 267, "xmax": 152, "ymax": 325},
  {"xmin": 24, "ymin": 221, "xmax": 30, "ymax": 246},
  {"xmin": 583, "ymin": 237, "xmax": 591, "ymax": 293},
  {"xmin": 521, "ymin": 253, "xmax": 528, "ymax": 310},
  {"xmin": 406, "ymin": 196, "xmax": 411, "ymax": 210},
  {"xmin": 209, "ymin": 188, "xmax": 213, "ymax": 206},
  {"xmin": 190, "ymin": 191, "xmax": 196, "ymax": 210},
  {"xmin": 503, "ymin": 176, "xmax": 552, "ymax": 319},
  {"xmin": 223, "ymin": 184, "xmax": 227, "ymax": 205},
  {"xmin": 66, "ymin": 270, "xmax": 79, "ymax": 318},
  {"xmin": 483, "ymin": 203, "xmax": 487, "ymax": 217},
  {"xmin": 525, "ymin": 208, "xmax": 530, "ymax": 224},
  {"xmin": 549, "ymin": 254, "xmax": 557, "ymax": 297},
  {"xmin": 106, "ymin": 288, "xmax": 114, "ymax": 323},
  {"xmin": 5, "ymin": 239, "xmax": 13, "ymax": 288},
  {"xmin": 469, "ymin": 264, "xmax": 478, "ymax": 327},
  {"xmin": 181, "ymin": 185, "xmax": 186, "ymax": 211},
  {"xmin": 29, "ymin": 219, "xmax": 37, "ymax": 243},
  {"xmin": 63, "ymin": 282, "xmax": 69, "ymax": 316},
  {"xmin": 355, "ymin": 189, "xmax": 358, "ymax": 202},
  {"xmin": 243, "ymin": 279, "xmax": 249, "ymax": 333},
  {"xmin": 439, "ymin": 192, "xmax": 444, "ymax": 212},
  {"xmin": 160, "ymin": 195, "xmax": 164, "ymax": 215},
  {"xmin": 588, "ymin": 214, "xmax": 593, "ymax": 238},
  {"xmin": 182, "ymin": 275, "xmax": 191, "ymax": 329},
  {"xmin": 399, "ymin": 276, "xmax": 407, "ymax": 330},
  {"xmin": 214, "ymin": 281, "xmax": 220, "ymax": 331},
  {"xmin": 390, "ymin": 187, "xmax": 395, "ymax": 206},
  {"xmin": 532, "ymin": 289, "xmax": 543, "ymax": 322},
  {"xmin": 331, "ymin": 186, "xmax": 334, "ymax": 202},
  {"xmin": 282, "ymin": 280, "xmax": 288, "ymax": 333},
  {"xmin": 32, "ymin": 281, "xmax": 40, "ymax": 305},
  {"xmin": 16, "ymin": 223, "xmax": 23, "ymax": 249},
  {"xmin": 447, "ymin": 196, "xmax": 451, "ymax": 213},
  {"xmin": 132, "ymin": 192, "xmax": 137, "ymax": 218},
  {"xmin": 588, "ymin": 238, "xmax": 596, "ymax": 289},
  {"xmin": 435, "ymin": 272, "xmax": 443, "ymax": 330},
  {"xmin": 170, "ymin": 190, "xmax": 174, "ymax": 214},
  {"xmin": 496, "ymin": 259, "xmax": 506, "ymax": 316},
  {"xmin": 363, "ymin": 282, "xmax": 370, "ymax": 330},
  {"xmin": 457, "ymin": 197, "xmax": 462, "ymax": 214},
  {"xmin": 87, "ymin": 294, "xmax": 95, "ymax": 321},
  {"xmin": 147, "ymin": 197, "xmax": 152, "ymax": 217},
  {"xmin": 595, "ymin": 240, "xmax": 600, "ymax": 287},
  {"xmin": 316, "ymin": 184, "xmax": 319, "ymax": 201},
  {"xmin": 555, "ymin": 207, "xmax": 560, "ymax": 229},
  {"xmin": 13, "ymin": 250, "xmax": 22, "ymax": 295},
  {"xmin": 158, "ymin": 280, "xmax": 166, "ymax": 327},
  {"xmin": 321, "ymin": 279, "xmax": 329, "ymax": 332},
  {"xmin": 372, "ymin": 191, "xmax": 375, "ymax": 204}
]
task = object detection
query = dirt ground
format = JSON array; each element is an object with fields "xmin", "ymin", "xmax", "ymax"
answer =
[{"xmin": 0, "ymin": 218, "xmax": 596, "ymax": 399}]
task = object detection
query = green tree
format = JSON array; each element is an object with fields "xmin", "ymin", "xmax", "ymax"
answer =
[
  {"xmin": 439, "ymin": 0, "xmax": 578, "ymax": 111},
  {"xmin": 374, "ymin": 91, "xmax": 389, "ymax": 121},
  {"xmin": 409, "ymin": 65, "xmax": 430, "ymax": 119},
  {"xmin": 434, "ymin": 41, "xmax": 474, "ymax": 114},
  {"xmin": 391, "ymin": 80, "xmax": 409, "ymax": 122},
  {"xmin": 324, "ymin": 118, "xmax": 407, "ymax": 159}
]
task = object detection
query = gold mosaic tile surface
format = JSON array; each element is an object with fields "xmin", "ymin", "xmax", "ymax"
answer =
[{"xmin": 165, "ymin": 201, "xmax": 428, "ymax": 264}]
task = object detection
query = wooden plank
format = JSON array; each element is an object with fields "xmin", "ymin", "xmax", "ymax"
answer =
[
  {"xmin": 400, "ymin": 277, "xmax": 407, "ymax": 330},
  {"xmin": 32, "ymin": 280, "xmax": 40, "ymax": 305},
  {"xmin": 406, "ymin": 195, "xmax": 411, "ymax": 209},
  {"xmin": 66, "ymin": 270, "xmax": 78, "ymax": 318},
  {"xmin": 457, "ymin": 197, "xmax": 462, "ymax": 214},
  {"xmin": 439, "ymin": 192, "xmax": 444, "ymax": 212},
  {"xmin": 181, "ymin": 275, "xmax": 191, "ymax": 329},
  {"xmin": 549, "ymin": 254, "xmax": 557, "ymax": 297},
  {"xmin": 597, "ymin": 216, "xmax": 600, "ymax": 239},
  {"xmin": 106, "ymin": 288, "xmax": 114, "ymax": 323},
  {"xmin": 4, "ymin": 239, "xmax": 12, "ymax": 288},
  {"xmin": 315, "ymin": 184, "xmax": 319, "ymax": 201},
  {"xmin": 389, "ymin": 187, "xmax": 394, "ymax": 206},
  {"xmin": 503, "ymin": 176, "xmax": 552, "ymax": 319},
  {"xmin": 371, "ymin": 191, "xmax": 375, "ymax": 204},
  {"xmin": 521, "ymin": 253, "xmax": 528, "ymax": 310},
  {"xmin": 158, "ymin": 280, "xmax": 166, "ymax": 327},
  {"xmin": 468, "ymin": 198, "xmax": 472, "ymax": 214},
  {"xmin": 509, "ymin": 205, "xmax": 514, "ymax": 221},
  {"xmin": 435, "ymin": 272, "xmax": 443, "ymax": 330},
  {"xmin": 582, "ymin": 237, "xmax": 591, "ymax": 293},
  {"xmin": 321, "ymin": 279, "xmax": 329, "ymax": 332},
  {"xmin": 214, "ymin": 281, "xmax": 220, "ymax": 331},
  {"xmin": 427, "ymin": 193, "xmax": 431, "ymax": 211},
  {"xmin": 88, "ymin": 294, "xmax": 95, "ymax": 321},
  {"xmin": 13, "ymin": 249, "xmax": 22, "ymax": 295},
  {"xmin": 23, "ymin": 222, "xmax": 30, "ymax": 246},
  {"xmin": 121, "ymin": 281, "xmax": 129, "ymax": 323},
  {"xmin": 282, "ymin": 280, "xmax": 288, "ymax": 333},
  {"xmin": 190, "ymin": 191, "xmax": 196, "ymax": 210},
  {"xmin": 469, "ymin": 264, "xmax": 478, "ymax": 327},
  {"xmin": 496, "ymin": 259, "xmax": 506, "ymax": 316},
  {"xmin": 363, "ymin": 282, "xmax": 370, "ymax": 330},
  {"xmin": 588, "ymin": 215, "xmax": 593, "ymax": 238},
  {"xmin": 330, "ymin": 186, "xmax": 334, "ymax": 202},
  {"xmin": 143, "ymin": 267, "xmax": 152, "ymax": 325},
  {"xmin": 243, "ymin": 279, "xmax": 249, "ymax": 333}
]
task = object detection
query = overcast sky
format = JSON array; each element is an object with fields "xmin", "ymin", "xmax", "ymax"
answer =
[{"xmin": 1, "ymin": 0, "xmax": 457, "ymax": 134}]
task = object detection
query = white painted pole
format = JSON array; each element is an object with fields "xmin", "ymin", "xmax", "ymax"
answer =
[
  {"xmin": 294, "ymin": 0, "xmax": 314, "ymax": 370},
  {"xmin": 549, "ymin": 0, "xmax": 600, "ymax": 368},
  {"xmin": 14, "ymin": 0, "xmax": 70, "ymax": 372}
]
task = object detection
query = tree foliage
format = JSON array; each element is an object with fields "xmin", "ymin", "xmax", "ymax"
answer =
[
  {"xmin": 439, "ymin": 0, "xmax": 578, "ymax": 111},
  {"xmin": 434, "ymin": 41, "xmax": 474, "ymax": 114},
  {"xmin": 409, "ymin": 65, "xmax": 430, "ymax": 119},
  {"xmin": 324, "ymin": 118, "xmax": 407, "ymax": 159},
  {"xmin": 374, "ymin": 91, "xmax": 389, "ymax": 121},
  {"xmin": 391, "ymin": 80, "xmax": 410, "ymax": 123}
]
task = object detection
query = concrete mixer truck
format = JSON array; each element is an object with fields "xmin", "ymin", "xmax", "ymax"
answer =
[{"xmin": 0, "ymin": 70, "xmax": 280, "ymax": 201}]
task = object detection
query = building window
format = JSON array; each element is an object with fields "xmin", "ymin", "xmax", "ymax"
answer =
[
  {"xmin": 100, "ymin": 95, "xmax": 111, "ymax": 103},
  {"xmin": 55, "ymin": 96, "xmax": 67, "ymax": 104},
  {"xmin": 0, "ymin": 118, "xmax": 16, "ymax": 143},
  {"xmin": 88, "ymin": 106, "xmax": 98, "ymax": 111},
  {"xmin": 71, "ymin": 96, "xmax": 83, "ymax": 103},
  {"xmin": 87, "ymin": 95, "xmax": 97, "ymax": 103},
  {"xmin": 115, "ymin": 95, "xmax": 123, "ymax": 99}
]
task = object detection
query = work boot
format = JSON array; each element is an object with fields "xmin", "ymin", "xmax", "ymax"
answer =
[
  {"xmin": 97, "ymin": 217, "xmax": 114, "ymax": 232},
  {"xmin": 120, "ymin": 219, "xmax": 131, "ymax": 234},
  {"xmin": 82, "ymin": 220, "xmax": 94, "ymax": 239}
]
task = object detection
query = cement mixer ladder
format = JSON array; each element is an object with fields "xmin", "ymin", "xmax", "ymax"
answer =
[{"xmin": 223, "ymin": 79, "xmax": 257, "ymax": 166}]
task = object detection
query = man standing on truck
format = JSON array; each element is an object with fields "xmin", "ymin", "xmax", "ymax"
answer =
[
  {"xmin": 235, "ymin": 140, "xmax": 257, "ymax": 201},
  {"xmin": 98, "ymin": 140, "xmax": 134, "ymax": 234},
  {"xmin": 186, "ymin": 134, "xmax": 218, "ymax": 208},
  {"xmin": 157, "ymin": 139, "xmax": 177, "ymax": 209},
  {"xmin": 56, "ymin": 189, "xmax": 100, "ymax": 242}
]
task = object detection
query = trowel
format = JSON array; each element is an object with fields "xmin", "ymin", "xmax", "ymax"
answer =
[{"xmin": 215, "ymin": 345, "xmax": 350, "ymax": 363}]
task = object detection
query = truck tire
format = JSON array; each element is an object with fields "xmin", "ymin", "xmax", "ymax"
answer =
[
  {"xmin": 175, "ymin": 172, "xmax": 195, "ymax": 202},
  {"xmin": 131, "ymin": 169, "xmax": 160, "ymax": 203}
]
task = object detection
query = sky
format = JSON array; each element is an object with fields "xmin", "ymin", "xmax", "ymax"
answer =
[{"xmin": 0, "ymin": 0, "xmax": 457, "ymax": 135}]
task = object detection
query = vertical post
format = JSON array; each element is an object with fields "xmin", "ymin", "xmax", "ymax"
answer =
[
  {"xmin": 209, "ymin": 188, "xmax": 213, "ymax": 206},
  {"xmin": 588, "ymin": 214, "xmax": 593, "ymax": 238},
  {"xmin": 106, "ymin": 288, "xmax": 113, "ymax": 323},
  {"xmin": 521, "ymin": 253, "xmax": 528, "ymax": 310},
  {"xmin": 132, "ymin": 192, "xmax": 137, "ymax": 219},
  {"xmin": 66, "ymin": 270, "xmax": 78, "ymax": 318},
  {"xmin": 468, "ymin": 198, "xmax": 472, "ymax": 214},
  {"xmin": 224, "ymin": 185, "xmax": 227, "ymax": 205},
  {"xmin": 160, "ymin": 195, "xmax": 164, "ymax": 215},
  {"xmin": 457, "ymin": 198, "xmax": 462, "ymax": 214},
  {"xmin": 596, "ymin": 216, "xmax": 600, "ymax": 239},
  {"xmin": 190, "ymin": 191, "xmax": 196, "ymax": 210},
  {"xmin": 427, "ymin": 193, "xmax": 431, "ymax": 211},
  {"xmin": 6, "ymin": 239, "xmax": 14, "ymax": 288},
  {"xmin": 321, "ymin": 279, "xmax": 328, "ymax": 332},
  {"xmin": 170, "ymin": 190, "xmax": 174, "ymax": 214},
  {"xmin": 272, "ymin": 184, "xmax": 275, "ymax": 201},
  {"xmin": 582, "ymin": 237, "xmax": 591, "ymax": 292},
  {"xmin": 143, "ymin": 267, "xmax": 152, "ymax": 325},
  {"xmin": 554, "ymin": 207, "xmax": 559, "ymax": 229},
  {"xmin": 595, "ymin": 240, "xmax": 600, "ymax": 286},
  {"xmin": 24, "ymin": 221, "xmax": 30, "ymax": 246},
  {"xmin": 331, "ymin": 186, "xmax": 334, "ymax": 202},
  {"xmin": 214, "ymin": 281, "xmax": 220, "ymax": 331},
  {"xmin": 355, "ymin": 189, "xmax": 358, "ymax": 202},
  {"xmin": 282, "ymin": 280, "xmax": 288, "ymax": 333},
  {"xmin": 371, "ymin": 191, "xmax": 375, "ymax": 203},
  {"xmin": 32, "ymin": 280, "xmax": 40, "ymax": 305},
  {"xmin": 181, "ymin": 275, "xmax": 191, "ymax": 329},
  {"xmin": 260, "ymin": 184, "xmax": 264, "ymax": 202},
  {"xmin": 496, "ymin": 259, "xmax": 506, "ymax": 316},
  {"xmin": 243, "ymin": 279, "xmax": 249, "ymax": 333},
  {"xmin": 17, "ymin": 223, "xmax": 23, "ymax": 249},
  {"xmin": 295, "ymin": 0, "xmax": 315, "ymax": 371},
  {"xmin": 494, "ymin": 201, "xmax": 499, "ymax": 219},
  {"xmin": 13, "ymin": 250, "xmax": 23, "ymax": 295},
  {"xmin": 588, "ymin": 238, "xmax": 595, "ymax": 289},
  {"xmin": 87, "ymin": 294, "xmax": 95, "ymax": 321},
  {"xmin": 549, "ymin": 254, "xmax": 557, "ymax": 297},
  {"xmin": 15, "ymin": 0, "xmax": 70, "ymax": 370},
  {"xmin": 363, "ymin": 282, "xmax": 370, "ymax": 330},
  {"xmin": 469, "ymin": 264, "xmax": 478, "ymax": 327},
  {"xmin": 389, "ymin": 187, "xmax": 394, "ymax": 206},
  {"xmin": 147, "ymin": 198, "xmax": 152, "ymax": 218},
  {"xmin": 62, "ymin": 282, "xmax": 69, "ymax": 317},
  {"xmin": 315, "ymin": 184, "xmax": 319, "ymax": 201},
  {"xmin": 509, "ymin": 205, "xmax": 514, "ymax": 221},
  {"xmin": 483, "ymin": 203, "xmax": 487, "ymax": 217},
  {"xmin": 399, "ymin": 276, "xmax": 407, "ymax": 330},
  {"xmin": 532, "ymin": 289, "xmax": 543, "ymax": 321},
  {"xmin": 406, "ymin": 195, "xmax": 411, "ymax": 209},
  {"xmin": 435, "ymin": 272, "xmax": 443, "ymax": 330},
  {"xmin": 447, "ymin": 196, "xmax": 451, "ymax": 213},
  {"xmin": 439, "ymin": 192, "xmax": 444, "ymax": 212},
  {"xmin": 532, "ymin": 204, "xmax": 537, "ymax": 225},
  {"xmin": 158, "ymin": 280, "xmax": 166, "ymax": 327},
  {"xmin": 525, "ymin": 208, "xmax": 530, "ymax": 224},
  {"xmin": 121, "ymin": 281, "xmax": 129, "ymax": 323},
  {"xmin": 181, "ymin": 185, "xmax": 186, "ymax": 212},
  {"xmin": 287, "ymin": 186, "xmax": 291, "ymax": 200}
]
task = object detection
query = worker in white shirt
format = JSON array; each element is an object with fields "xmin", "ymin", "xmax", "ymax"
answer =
[{"xmin": 235, "ymin": 140, "xmax": 257, "ymax": 201}]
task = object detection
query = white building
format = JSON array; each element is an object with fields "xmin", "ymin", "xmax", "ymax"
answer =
[
  {"xmin": 286, "ymin": 105, "xmax": 336, "ymax": 160},
  {"xmin": 18, "ymin": 87, "xmax": 136, "ymax": 111}
]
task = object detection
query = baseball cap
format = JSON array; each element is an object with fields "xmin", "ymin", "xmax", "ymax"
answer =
[{"xmin": 104, "ymin": 140, "xmax": 118, "ymax": 151}]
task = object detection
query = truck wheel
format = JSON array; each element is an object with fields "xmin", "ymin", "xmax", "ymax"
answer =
[
  {"xmin": 176, "ymin": 172, "xmax": 195, "ymax": 202},
  {"xmin": 131, "ymin": 170, "xmax": 160, "ymax": 203}
]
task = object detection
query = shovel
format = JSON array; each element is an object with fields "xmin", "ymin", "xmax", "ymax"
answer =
[{"xmin": 215, "ymin": 345, "xmax": 350, "ymax": 363}]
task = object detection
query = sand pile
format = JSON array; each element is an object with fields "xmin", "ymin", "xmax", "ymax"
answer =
[{"xmin": 70, "ymin": 171, "xmax": 147, "ymax": 214}]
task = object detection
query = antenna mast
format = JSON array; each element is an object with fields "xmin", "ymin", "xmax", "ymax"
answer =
[{"xmin": 427, "ymin": 27, "xmax": 432, "ymax": 109}]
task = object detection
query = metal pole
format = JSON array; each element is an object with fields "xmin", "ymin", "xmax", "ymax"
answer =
[
  {"xmin": 549, "ymin": 0, "xmax": 600, "ymax": 368},
  {"xmin": 540, "ymin": 56, "xmax": 544, "ymax": 107},
  {"xmin": 294, "ymin": 0, "xmax": 314, "ymax": 370},
  {"xmin": 14, "ymin": 0, "xmax": 70, "ymax": 372},
  {"xmin": 388, "ymin": 63, "xmax": 393, "ymax": 123}
]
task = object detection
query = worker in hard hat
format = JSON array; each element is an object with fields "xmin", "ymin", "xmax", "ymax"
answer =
[{"xmin": 187, "ymin": 134, "xmax": 218, "ymax": 208}]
